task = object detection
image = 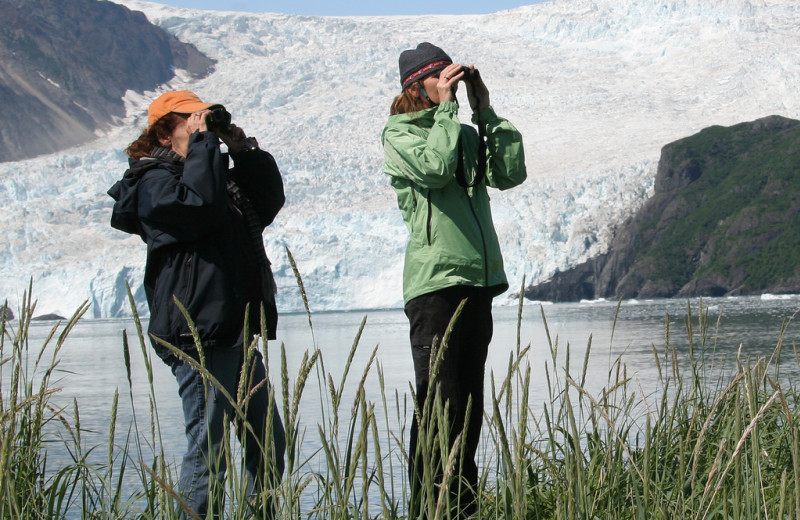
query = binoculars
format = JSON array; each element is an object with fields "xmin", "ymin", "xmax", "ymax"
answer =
[
  {"xmin": 460, "ymin": 66, "xmax": 480, "ymax": 82},
  {"xmin": 206, "ymin": 107, "xmax": 232, "ymax": 132}
]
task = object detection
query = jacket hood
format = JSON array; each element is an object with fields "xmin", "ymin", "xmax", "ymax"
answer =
[
  {"xmin": 382, "ymin": 106, "xmax": 439, "ymax": 138},
  {"xmin": 108, "ymin": 157, "xmax": 181, "ymax": 239}
]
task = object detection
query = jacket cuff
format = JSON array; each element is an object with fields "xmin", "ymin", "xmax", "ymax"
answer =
[
  {"xmin": 436, "ymin": 101, "xmax": 459, "ymax": 115},
  {"xmin": 229, "ymin": 138, "xmax": 260, "ymax": 158}
]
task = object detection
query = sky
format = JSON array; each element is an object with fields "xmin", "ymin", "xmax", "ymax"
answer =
[{"xmin": 152, "ymin": 0, "xmax": 547, "ymax": 16}]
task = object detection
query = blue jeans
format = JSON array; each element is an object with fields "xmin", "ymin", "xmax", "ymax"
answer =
[{"xmin": 171, "ymin": 345, "xmax": 285, "ymax": 518}]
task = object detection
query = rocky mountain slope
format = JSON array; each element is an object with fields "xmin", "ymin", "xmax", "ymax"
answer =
[
  {"xmin": 0, "ymin": 0, "xmax": 214, "ymax": 161},
  {"xmin": 524, "ymin": 115, "xmax": 800, "ymax": 302}
]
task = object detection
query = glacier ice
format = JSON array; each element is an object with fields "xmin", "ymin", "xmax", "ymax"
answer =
[{"xmin": 1, "ymin": 0, "xmax": 798, "ymax": 317}]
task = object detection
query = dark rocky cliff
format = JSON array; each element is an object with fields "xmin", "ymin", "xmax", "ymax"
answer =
[
  {"xmin": 0, "ymin": 0, "xmax": 214, "ymax": 162},
  {"xmin": 525, "ymin": 115, "xmax": 800, "ymax": 302}
]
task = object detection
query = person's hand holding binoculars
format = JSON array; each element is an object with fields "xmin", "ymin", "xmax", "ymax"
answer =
[
  {"xmin": 461, "ymin": 65, "xmax": 490, "ymax": 113},
  {"xmin": 436, "ymin": 63, "xmax": 466, "ymax": 103},
  {"xmin": 215, "ymin": 124, "xmax": 251, "ymax": 153},
  {"xmin": 199, "ymin": 108, "xmax": 253, "ymax": 153},
  {"xmin": 436, "ymin": 63, "xmax": 490, "ymax": 112}
]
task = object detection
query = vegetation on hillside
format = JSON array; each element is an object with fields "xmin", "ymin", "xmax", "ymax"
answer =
[
  {"xmin": 646, "ymin": 117, "xmax": 800, "ymax": 293},
  {"xmin": 526, "ymin": 116, "xmax": 800, "ymax": 302}
]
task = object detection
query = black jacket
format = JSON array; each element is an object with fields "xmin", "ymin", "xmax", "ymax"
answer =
[{"xmin": 108, "ymin": 131, "xmax": 285, "ymax": 361}]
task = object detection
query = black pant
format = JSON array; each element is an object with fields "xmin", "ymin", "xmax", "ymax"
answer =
[{"xmin": 405, "ymin": 286, "xmax": 493, "ymax": 519}]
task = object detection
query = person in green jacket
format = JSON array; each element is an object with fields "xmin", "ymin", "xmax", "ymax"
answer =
[{"xmin": 382, "ymin": 42, "xmax": 527, "ymax": 518}]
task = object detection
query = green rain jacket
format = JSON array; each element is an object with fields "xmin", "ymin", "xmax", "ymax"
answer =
[{"xmin": 382, "ymin": 100, "xmax": 527, "ymax": 304}]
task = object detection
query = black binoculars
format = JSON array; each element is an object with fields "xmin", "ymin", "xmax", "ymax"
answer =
[
  {"xmin": 206, "ymin": 107, "xmax": 232, "ymax": 132},
  {"xmin": 460, "ymin": 66, "xmax": 480, "ymax": 82}
]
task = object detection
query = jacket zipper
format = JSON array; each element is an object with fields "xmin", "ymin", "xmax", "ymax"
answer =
[
  {"xmin": 180, "ymin": 255, "xmax": 193, "ymax": 334},
  {"xmin": 426, "ymin": 192, "xmax": 433, "ymax": 246},
  {"xmin": 466, "ymin": 192, "xmax": 489, "ymax": 286}
]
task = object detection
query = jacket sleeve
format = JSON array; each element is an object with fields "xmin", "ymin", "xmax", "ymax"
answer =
[
  {"xmin": 137, "ymin": 131, "xmax": 228, "ymax": 241},
  {"xmin": 472, "ymin": 107, "xmax": 527, "ymax": 190},
  {"xmin": 229, "ymin": 147, "xmax": 285, "ymax": 227},
  {"xmin": 382, "ymin": 102, "xmax": 462, "ymax": 189}
]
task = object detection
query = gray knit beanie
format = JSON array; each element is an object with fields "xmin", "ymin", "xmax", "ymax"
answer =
[{"xmin": 399, "ymin": 42, "xmax": 452, "ymax": 90}]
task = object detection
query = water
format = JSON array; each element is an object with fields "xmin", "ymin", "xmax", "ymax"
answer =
[{"xmin": 17, "ymin": 293, "xmax": 800, "ymax": 512}]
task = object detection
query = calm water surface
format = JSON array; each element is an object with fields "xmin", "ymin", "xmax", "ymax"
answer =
[{"xmin": 20, "ymin": 294, "xmax": 800, "ymax": 511}]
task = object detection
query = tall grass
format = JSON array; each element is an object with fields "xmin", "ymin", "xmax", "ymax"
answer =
[{"xmin": 2, "ymin": 270, "xmax": 800, "ymax": 519}]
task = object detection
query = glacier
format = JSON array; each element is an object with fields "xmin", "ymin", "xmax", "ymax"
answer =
[{"xmin": 1, "ymin": 0, "xmax": 798, "ymax": 317}]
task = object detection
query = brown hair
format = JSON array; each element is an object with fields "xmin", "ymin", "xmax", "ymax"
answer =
[
  {"xmin": 390, "ymin": 82, "xmax": 431, "ymax": 115},
  {"xmin": 125, "ymin": 113, "xmax": 184, "ymax": 159}
]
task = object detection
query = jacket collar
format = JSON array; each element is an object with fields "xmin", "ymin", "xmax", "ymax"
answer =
[{"xmin": 148, "ymin": 146, "xmax": 184, "ymax": 164}]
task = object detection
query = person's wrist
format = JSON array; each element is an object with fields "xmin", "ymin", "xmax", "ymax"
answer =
[
  {"xmin": 229, "ymin": 138, "xmax": 259, "ymax": 154},
  {"xmin": 472, "ymin": 99, "xmax": 490, "ymax": 113}
]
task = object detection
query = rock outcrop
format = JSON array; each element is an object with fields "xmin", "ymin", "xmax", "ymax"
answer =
[
  {"xmin": 525, "ymin": 115, "xmax": 800, "ymax": 302},
  {"xmin": 0, "ymin": 0, "xmax": 215, "ymax": 162}
]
